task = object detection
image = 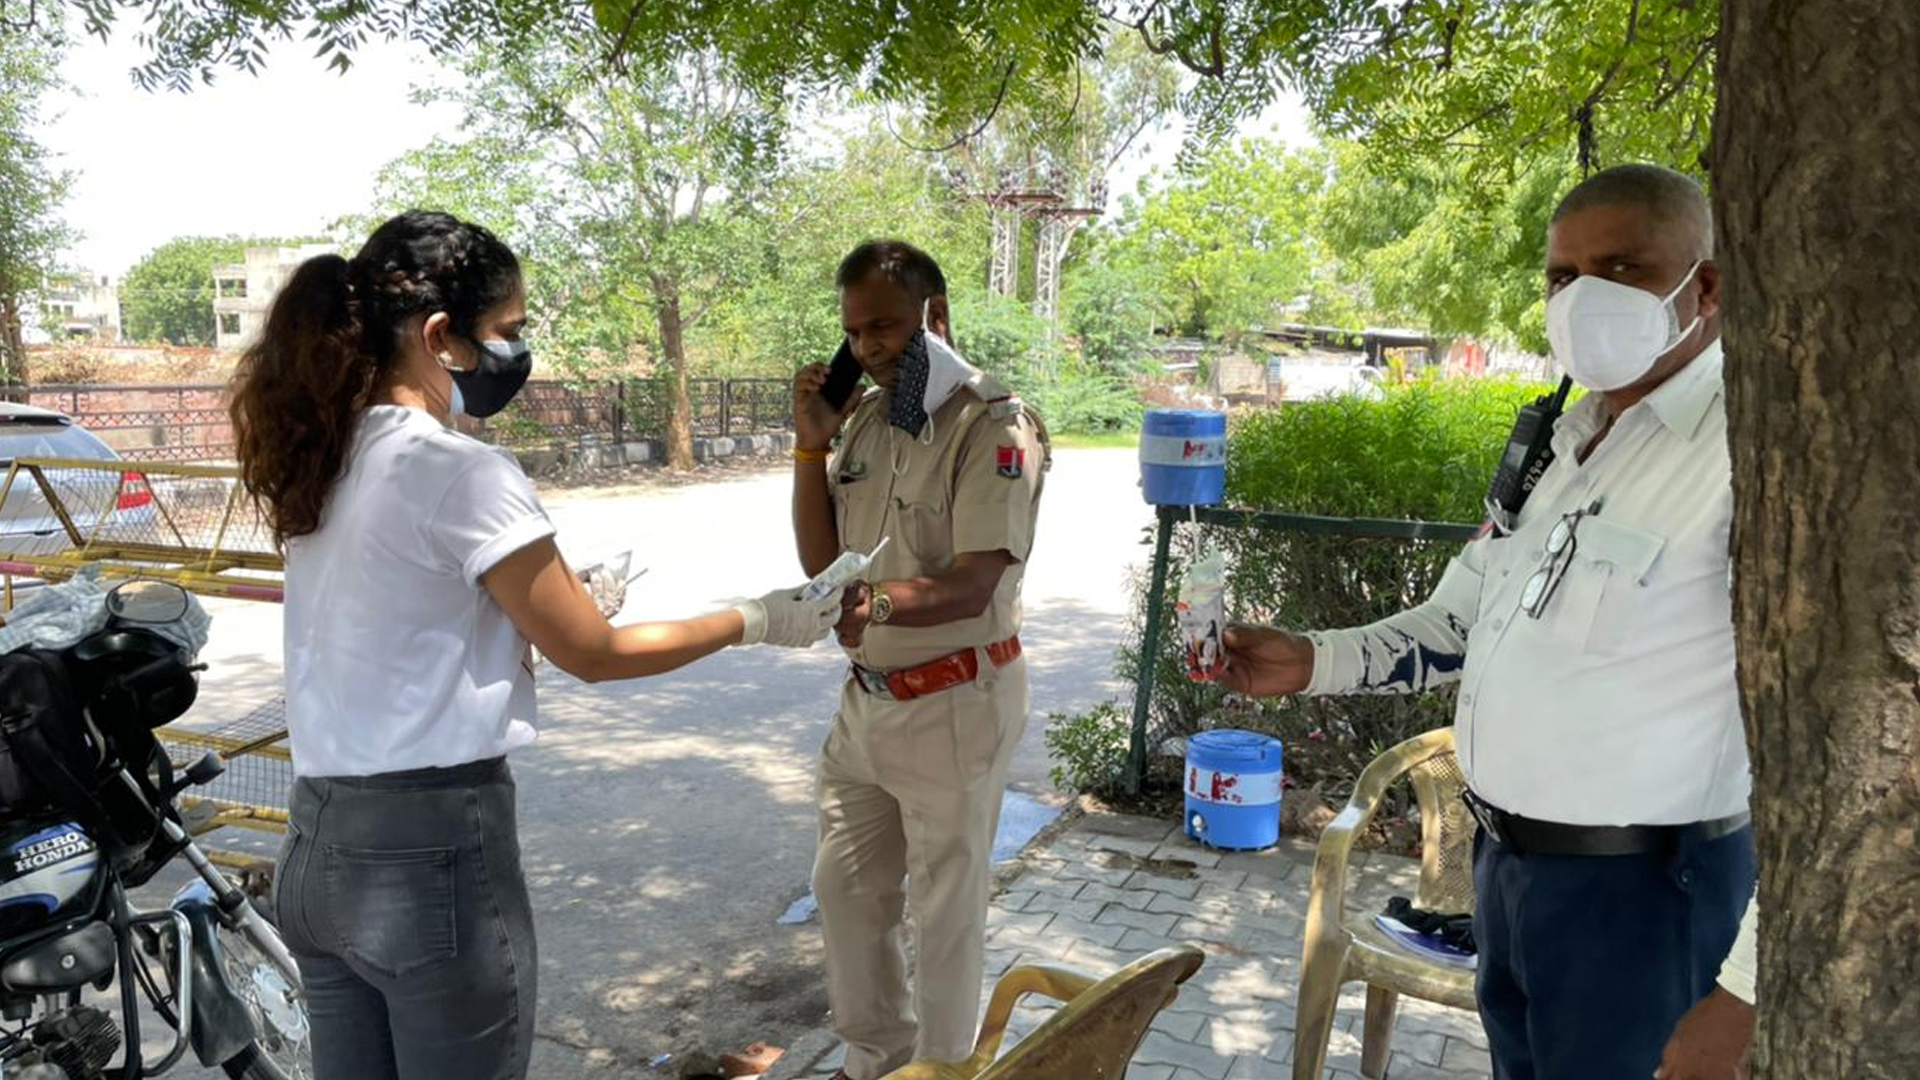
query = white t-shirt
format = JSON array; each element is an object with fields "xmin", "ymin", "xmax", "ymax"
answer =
[{"xmin": 284, "ymin": 405, "xmax": 555, "ymax": 778}]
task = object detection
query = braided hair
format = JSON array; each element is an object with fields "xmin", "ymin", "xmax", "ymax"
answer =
[{"xmin": 228, "ymin": 211, "xmax": 522, "ymax": 544}]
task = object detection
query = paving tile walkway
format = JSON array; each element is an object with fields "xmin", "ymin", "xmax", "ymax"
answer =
[{"xmin": 777, "ymin": 809, "xmax": 1493, "ymax": 1080}]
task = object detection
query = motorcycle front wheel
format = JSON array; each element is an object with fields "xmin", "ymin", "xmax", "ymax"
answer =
[{"xmin": 216, "ymin": 903, "xmax": 312, "ymax": 1080}]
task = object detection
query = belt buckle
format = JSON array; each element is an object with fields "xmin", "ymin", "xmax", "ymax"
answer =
[
  {"xmin": 854, "ymin": 665, "xmax": 896, "ymax": 700},
  {"xmin": 1463, "ymin": 791, "xmax": 1507, "ymax": 845}
]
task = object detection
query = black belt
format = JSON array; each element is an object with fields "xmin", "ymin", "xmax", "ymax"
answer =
[{"xmin": 1463, "ymin": 790, "xmax": 1750, "ymax": 857}]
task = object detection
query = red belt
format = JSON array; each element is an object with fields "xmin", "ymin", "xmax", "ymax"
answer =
[{"xmin": 851, "ymin": 637, "xmax": 1022, "ymax": 702}]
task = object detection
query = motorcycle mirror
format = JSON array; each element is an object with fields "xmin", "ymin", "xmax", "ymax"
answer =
[{"xmin": 105, "ymin": 580, "xmax": 191, "ymax": 625}]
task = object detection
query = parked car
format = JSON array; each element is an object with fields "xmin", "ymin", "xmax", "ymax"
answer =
[{"xmin": 0, "ymin": 403, "xmax": 157, "ymax": 565}]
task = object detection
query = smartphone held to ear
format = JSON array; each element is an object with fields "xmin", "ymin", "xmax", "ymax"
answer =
[{"xmin": 821, "ymin": 340, "xmax": 865, "ymax": 410}]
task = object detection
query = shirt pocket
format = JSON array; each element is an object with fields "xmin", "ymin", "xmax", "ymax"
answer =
[
  {"xmin": 1473, "ymin": 535, "xmax": 1521, "ymax": 626},
  {"xmin": 1553, "ymin": 518, "xmax": 1667, "ymax": 655},
  {"xmin": 895, "ymin": 497, "xmax": 954, "ymax": 570}
]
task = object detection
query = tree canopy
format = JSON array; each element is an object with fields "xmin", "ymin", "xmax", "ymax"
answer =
[
  {"xmin": 32, "ymin": 0, "xmax": 1713, "ymax": 358},
  {"xmin": 37, "ymin": 0, "xmax": 1711, "ymax": 181},
  {"xmin": 0, "ymin": 23, "xmax": 73, "ymax": 384},
  {"xmin": 120, "ymin": 235, "xmax": 318, "ymax": 346}
]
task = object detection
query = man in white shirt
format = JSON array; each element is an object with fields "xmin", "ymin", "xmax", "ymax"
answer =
[{"xmin": 1223, "ymin": 164, "xmax": 1757, "ymax": 1080}]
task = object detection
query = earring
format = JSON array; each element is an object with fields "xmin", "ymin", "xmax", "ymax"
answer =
[{"xmin": 436, "ymin": 351, "xmax": 454, "ymax": 367}]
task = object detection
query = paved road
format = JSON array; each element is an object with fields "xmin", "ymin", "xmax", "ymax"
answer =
[{"xmin": 157, "ymin": 447, "xmax": 1151, "ymax": 1077}]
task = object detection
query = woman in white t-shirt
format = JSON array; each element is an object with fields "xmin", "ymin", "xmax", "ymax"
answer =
[{"xmin": 227, "ymin": 211, "xmax": 840, "ymax": 1080}]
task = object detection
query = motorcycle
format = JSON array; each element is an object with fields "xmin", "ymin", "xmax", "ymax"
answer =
[{"xmin": 0, "ymin": 578, "xmax": 311, "ymax": 1079}]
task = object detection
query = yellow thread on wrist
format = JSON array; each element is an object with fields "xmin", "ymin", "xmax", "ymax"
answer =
[{"xmin": 794, "ymin": 448, "xmax": 830, "ymax": 465}]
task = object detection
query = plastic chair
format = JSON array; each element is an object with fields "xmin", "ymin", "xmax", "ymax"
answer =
[
  {"xmin": 1292, "ymin": 728, "xmax": 1479, "ymax": 1080},
  {"xmin": 881, "ymin": 946, "xmax": 1206, "ymax": 1080}
]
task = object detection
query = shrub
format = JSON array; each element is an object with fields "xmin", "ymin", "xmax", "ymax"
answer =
[
  {"xmin": 488, "ymin": 413, "xmax": 552, "ymax": 446},
  {"xmin": 1114, "ymin": 375, "xmax": 1558, "ymax": 803},
  {"xmin": 28, "ymin": 346, "xmax": 105, "ymax": 385},
  {"xmin": 956, "ymin": 295, "xmax": 1049, "ymax": 377},
  {"xmin": 1228, "ymin": 375, "xmax": 1552, "ymax": 519},
  {"xmin": 1044, "ymin": 703, "xmax": 1134, "ymax": 795},
  {"xmin": 1021, "ymin": 355, "xmax": 1143, "ymax": 436},
  {"xmin": 959, "ymin": 295, "xmax": 1147, "ymax": 437}
]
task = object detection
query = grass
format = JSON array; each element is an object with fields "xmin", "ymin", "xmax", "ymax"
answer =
[{"xmin": 1050, "ymin": 429, "xmax": 1141, "ymax": 450}]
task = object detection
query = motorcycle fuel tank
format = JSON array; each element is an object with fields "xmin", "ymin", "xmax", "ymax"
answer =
[{"xmin": 0, "ymin": 819, "xmax": 101, "ymax": 937}]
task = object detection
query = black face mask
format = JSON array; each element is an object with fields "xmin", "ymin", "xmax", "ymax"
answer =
[{"xmin": 451, "ymin": 339, "xmax": 533, "ymax": 418}]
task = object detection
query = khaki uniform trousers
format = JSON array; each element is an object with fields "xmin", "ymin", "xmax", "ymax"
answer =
[{"xmin": 812, "ymin": 653, "xmax": 1028, "ymax": 1080}]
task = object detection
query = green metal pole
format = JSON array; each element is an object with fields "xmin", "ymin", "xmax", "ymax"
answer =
[{"xmin": 1128, "ymin": 506, "xmax": 1177, "ymax": 795}]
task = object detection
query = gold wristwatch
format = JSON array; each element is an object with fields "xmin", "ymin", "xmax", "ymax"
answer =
[{"xmin": 868, "ymin": 584, "xmax": 895, "ymax": 626}]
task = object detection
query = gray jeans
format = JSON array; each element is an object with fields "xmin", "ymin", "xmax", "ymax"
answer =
[{"xmin": 275, "ymin": 757, "xmax": 537, "ymax": 1080}]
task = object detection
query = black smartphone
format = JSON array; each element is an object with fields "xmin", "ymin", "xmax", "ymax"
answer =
[{"xmin": 821, "ymin": 339, "xmax": 865, "ymax": 410}]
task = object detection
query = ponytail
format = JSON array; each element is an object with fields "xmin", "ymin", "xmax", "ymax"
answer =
[
  {"xmin": 228, "ymin": 211, "xmax": 522, "ymax": 545},
  {"xmin": 229, "ymin": 254, "xmax": 374, "ymax": 544}
]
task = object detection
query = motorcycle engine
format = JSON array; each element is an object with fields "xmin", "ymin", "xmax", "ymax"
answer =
[
  {"xmin": 13, "ymin": 1004, "xmax": 120, "ymax": 1079},
  {"xmin": 0, "ymin": 819, "xmax": 101, "ymax": 940}
]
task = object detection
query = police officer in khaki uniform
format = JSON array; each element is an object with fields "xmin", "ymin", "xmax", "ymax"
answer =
[{"xmin": 791, "ymin": 240, "xmax": 1048, "ymax": 1080}]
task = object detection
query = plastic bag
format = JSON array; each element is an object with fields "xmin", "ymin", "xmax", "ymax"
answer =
[
  {"xmin": 0, "ymin": 569, "xmax": 210, "ymax": 657},
  {"xmin": 1176, "ymin": 547, "xmax": 1228, "ymax": 682},
  {"xmin": 578, "ymin": 550, "xmax": 635, "ymax": 619}
]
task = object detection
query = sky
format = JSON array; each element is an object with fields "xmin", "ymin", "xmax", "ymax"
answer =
[
  {"xmin": 43, "ymin": 30, "xmax": 1314, "ymax": 280},
  {"xmin": 45, "ymin": 31, "xmax": 466, "ymax": 276}
]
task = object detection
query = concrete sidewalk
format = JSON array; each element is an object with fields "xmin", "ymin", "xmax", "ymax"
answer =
[{"xmin": 779, "ymin": 810, "xmax": 1492, "ymax": 1080}]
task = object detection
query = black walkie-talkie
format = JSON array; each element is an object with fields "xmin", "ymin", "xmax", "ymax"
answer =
[{"xmin": 1485, "ymin": 377, "xmax": 1574, "ymax": 522}]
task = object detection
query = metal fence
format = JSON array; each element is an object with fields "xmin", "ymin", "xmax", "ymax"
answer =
[
  {"xmin": 1126, "ymin": 503, "xmax": 1481, "ymax": 795},
  {"xmin": 29, "ymin": 377, "xmax": 793, "ymax": 463},
  {"xmin": 29, "ymin": 384, "xmax": 233, "ymax": 463}
]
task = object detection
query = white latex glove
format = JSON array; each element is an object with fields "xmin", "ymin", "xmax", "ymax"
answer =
[{"xmin": 735, "ymin": 585, "xmax": 844, "ymax": 648}]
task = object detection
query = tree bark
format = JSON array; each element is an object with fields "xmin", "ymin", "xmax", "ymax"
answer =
[
  {"xmin": 1714, "ymin": 1, "xmax": 1920, "ymax": 1075},
  {"xmin": 0, "ymin": 287, "xmax": 30, "ymax": 401},
  {"xmin": 656, "ymin": 286, "xmax": 696, "ymax": 471}
]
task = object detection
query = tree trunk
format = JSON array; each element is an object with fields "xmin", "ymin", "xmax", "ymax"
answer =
[
  {"xmin": 1715, "ymin": 2, "xmax": 1920, "ymax": 1075},
  {"xmin": 0, "ymin": 287, "xmax": 30, "ymax": 401},
  {"xmin": 656, "ymin": 289, "xmax": 696, "ymax": 471}
]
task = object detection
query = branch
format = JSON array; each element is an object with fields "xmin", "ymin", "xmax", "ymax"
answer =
[
  {"xmin": 690, "ymin": 176, "xmax": 709, "ymax": 224},
  {"xmin": 887, "ymin": 58, "xmax": 1018, "ymax": 154},
  {"xmin": 1578, "ymin": 0, "xmax": 1643, "ymax": 116},
  {"xmin": 1103, "ymin": 111, "xmax": 1161, "ymax": 174},
  {"xmin": 1573, "ymin": 0, "xmax": 1643, "ymax": 172},
  {"xmin": 603, "ymin": 0, "xmax": 649, "ymax": 71},
  {"xmin": 1056, "ymin": 55, "xmax": 1086, "ymax": 135},
  {"xmin": 1432, "ymin": 101, "xmax": 1510, "ymax": 145},
  {"xmin": 0, "ymin": 0, "xmax": 39, "ymax": 36},
  {"xmin": 683, "ymin": 287, "xmax": 730, "ymax": 329},
  {"xmin": 1649, "ymin": 35, "xmax": 1715, "ymax": 111},
  {"xmin": 1134, "ymin": 14, "xmax": 1226, "ymax": 79},
  {"xmin": 1438, "ymin": 13, "xmax": 1459, "ymax": 72},
  {"xmin": 1121, "ymin": 1, "xmax": 1228, "ymax": 79}
]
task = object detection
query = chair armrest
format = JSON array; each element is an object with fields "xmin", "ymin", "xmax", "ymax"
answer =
[{"xmin": 966, "ymin": 964, "xmax": 1100, "ymax": 1067}]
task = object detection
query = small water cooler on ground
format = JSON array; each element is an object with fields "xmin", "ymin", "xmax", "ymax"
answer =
[{"xmin": 1184, "ymin": 730, "xmax": 1284, "ymax": 851}]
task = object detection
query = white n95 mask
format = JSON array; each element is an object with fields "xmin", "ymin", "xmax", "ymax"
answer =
[{"xmin": 1545, "ymin": 261, "xmax": 1702, "ymax": 391}]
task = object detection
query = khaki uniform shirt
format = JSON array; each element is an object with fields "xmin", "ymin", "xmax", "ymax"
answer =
[{"xmin": 828, "ymin": 372, "xmax": 1049, "ymax": 671}]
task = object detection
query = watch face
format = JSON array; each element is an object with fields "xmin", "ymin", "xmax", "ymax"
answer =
[{"xmin": 871, "ymin": 591, "xmax": 893, "ymax": 625}]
